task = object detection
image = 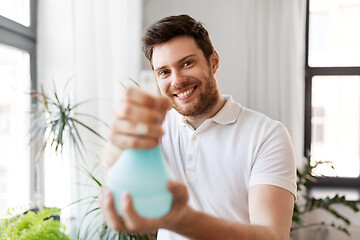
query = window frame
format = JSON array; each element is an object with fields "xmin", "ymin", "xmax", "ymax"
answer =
[
  {"xmin": 304, "ymin": 0, "xmax": 360, "ymax": 192},
  {"xmin": 0, "ymin": 0, "xmax": 41, "ymax": 207}
]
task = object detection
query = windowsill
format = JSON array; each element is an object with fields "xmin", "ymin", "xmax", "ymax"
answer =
[{"xmin": 308, "ymin": 177, "xmax": 360, "ymax": 202}]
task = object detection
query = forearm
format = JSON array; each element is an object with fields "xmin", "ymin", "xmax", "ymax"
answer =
[{"xmin": 168, "ymin": 207, "xmax": 285, "ymax": 240}]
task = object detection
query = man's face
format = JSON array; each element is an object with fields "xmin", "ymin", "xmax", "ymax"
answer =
[{"xmin": 152, "ymin": 36, "xmax": 220, "ymax": 117}]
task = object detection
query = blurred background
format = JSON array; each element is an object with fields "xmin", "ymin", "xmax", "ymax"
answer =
[{"xmin": 0, "ymin": 0, "xmax": 359, "ymax": 239}]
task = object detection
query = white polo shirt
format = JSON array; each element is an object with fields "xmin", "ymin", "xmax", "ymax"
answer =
[{"xmin": 157, "ymin": 96, "xmax": 297, "ymax": 240}]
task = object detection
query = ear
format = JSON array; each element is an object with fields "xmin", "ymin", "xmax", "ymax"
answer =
[{"xmin": 209, "ymin": 50, "xmax": 220, "ymax": 74}]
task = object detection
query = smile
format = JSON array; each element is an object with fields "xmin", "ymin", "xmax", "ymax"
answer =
[{"xmin": 174, "ymin": 86, "xmax": 197, "ymax": 99}]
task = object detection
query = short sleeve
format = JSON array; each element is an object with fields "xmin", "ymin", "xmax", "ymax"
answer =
[{"xmin": 249, "ymin": 123, "xmax": 297, "ymax": 199}]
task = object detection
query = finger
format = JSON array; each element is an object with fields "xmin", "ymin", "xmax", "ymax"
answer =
[
  {"xmin": 124, "ymin": 88, "xmax": 157, "ymax": 108},
  {"xmin": 110, "ymin": 133, "xmax": 159, "ymax": 149},
  {"xmin": 121, "ymin": 193, "xmax": 161, "ymax": 233},
  {"xmin": 155, "ymin": 97, "xmax": 171, "ymax": 122},
  {"xmin": 100, "ymin": 188, "xmax": 127, "ymax": 231},
  {"xmin": 112, "ymin": 120, "xmax": 164, "ymax": 139},
  {"xmin": 121, "ymin": 193, "xmax": 143, "ymax": 231},
  {"xmin": 156, "ymin": 96, "xmax": 171, "ymax": 112},
  {"xmin": 167, "ymin": 181, "xmax": 189, "ymax": 206},
  {"xmin": 114, "ymin": 102, "xmax": 162, "ymax": 124}
]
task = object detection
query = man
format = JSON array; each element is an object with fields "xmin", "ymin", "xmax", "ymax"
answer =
[{"xmin": 101, "ymin": 15, "xmax": 296, "ymax": 240}]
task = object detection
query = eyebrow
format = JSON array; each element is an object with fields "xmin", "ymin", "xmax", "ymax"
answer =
[{"xmin": 154, "ymin": 54, "xmax": 198, "ymax": 72}]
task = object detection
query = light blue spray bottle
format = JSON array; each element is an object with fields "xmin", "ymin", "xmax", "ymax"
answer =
[{"xmin": 106, "ymin": 74, "xmax": 174, "ymax": 218}]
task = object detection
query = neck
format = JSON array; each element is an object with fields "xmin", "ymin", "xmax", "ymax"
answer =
[{"xmin": 185, "ymin": 95, "xmax": 226, "ymax": 130}]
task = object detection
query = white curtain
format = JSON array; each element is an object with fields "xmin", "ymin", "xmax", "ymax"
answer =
[
  {"xmin": 239, "ymin": 0, "xmax": 306, "ymax": 166},
  {"xmin": 37, "ymin": 0, "xmax": 143, "ymax": 237}
]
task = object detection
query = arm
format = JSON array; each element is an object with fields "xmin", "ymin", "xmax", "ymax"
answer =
[
  {"xmin": 169, "ymin": 185, "xmax": 294, "ymax": 240},
  {"xmin": 168, "ymin": 185, "xmax": 293, "ymax": 240},
  {"xmin": 102, "ymin": 182, "xmax": 294, "ymax": 240}
]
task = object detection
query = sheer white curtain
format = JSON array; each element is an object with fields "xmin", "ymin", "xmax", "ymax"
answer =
[
  {"xmin": 238, "ymin": 0, "xmax": 306, "ymax": 165},
  {"xmin": 37, "ymin": 0, "xmax": 143, "ymax": 236}
]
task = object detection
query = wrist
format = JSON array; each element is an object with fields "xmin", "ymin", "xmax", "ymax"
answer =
[{"xmin": 166, "ymin": 205, "xmax": 198, "ymax": 235}]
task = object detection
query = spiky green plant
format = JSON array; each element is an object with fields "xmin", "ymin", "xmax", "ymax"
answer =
[
  {"xmin": 29, "ymin": 82, "xmax": 107, "ymax": 161},
  {"xmin": 291, "ymin": 155, "xmax": 359, "ymax": 236}
]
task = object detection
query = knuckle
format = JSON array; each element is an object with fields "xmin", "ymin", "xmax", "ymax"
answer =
[
  {"xmin": 150, "ymin": 112, "xmax": 160, "ymax": 123},
  {"xmin": 159, "ymin": 97, "xmax": 170, "ymax": 111},
  {"xmin": 122, "ymin": 103, "xmax": 132, "ymax": 116},
  {"xmin": 110, "ymin": 119, "xmax": 118, "ymax": 131},
  {"xmin": 115, "ymin": 101, "xmax": 132, "ymax": 118},
  {"xmin": 128, "ymin": 138, "xmax": 139, "ymax": 149},
  {"xmin": 125, "ymin": 88, "xmax": 134, "ymax": 99},
  {"xmin": 149, "ymin": 139, "xmax": 159, "ymax": 148},
  {"xmin": 126, "ymin": 223, "xmax": 139, "ymax": 232},
  {"xmin": 109, "ymin": 133, "xmax": 118, "ymax": 144},
  {"xmin": 135, "ymin": 122, "xmax": 149, "ymax": 135}
]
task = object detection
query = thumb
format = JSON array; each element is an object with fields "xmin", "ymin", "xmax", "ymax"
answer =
[
  {"xmin": 167, "ymin": 180, "xmax": 189, "ymax": 205},
  {"xmin": 157, "ymin": 96, "xmax": 171, "ymax": 113},
  {"xmin": 121, "ymin": 192, "xmax": 143, "ymax": 229}
]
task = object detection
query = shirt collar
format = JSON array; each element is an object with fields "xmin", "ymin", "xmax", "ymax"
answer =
[{"xmin": 209, "ymin": 95, "xmax": 242, "ymax": 125}]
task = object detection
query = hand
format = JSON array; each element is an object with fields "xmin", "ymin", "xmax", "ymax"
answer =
[
  {"xmin": 111, "ymin": 87, "xmax": 170, "ymax": 149},
  {"xmin": 101, "ymin": 87, "xmax": 170, "ymax": 170},
  {"xmin": 100, "ymin": 180, "xmax": 190, "ymax": 234}
]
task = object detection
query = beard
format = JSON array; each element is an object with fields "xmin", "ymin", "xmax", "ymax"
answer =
[{"xmin": 166, "ymin": 70, "xmax": 220, "ymax": 117}]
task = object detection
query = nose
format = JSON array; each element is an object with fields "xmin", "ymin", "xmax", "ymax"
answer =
[{"xmin": 171, "ymin": 69, "xmax": 187, "ymax": 88}]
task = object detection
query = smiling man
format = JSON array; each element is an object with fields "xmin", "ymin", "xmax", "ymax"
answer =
[
  {"xmin": 101, "ymin": 15, "xmax": 296, "ymax": 240},
  {"xmin": 152, "ymin": 35, "xmax": 225, "ymax": 129}
]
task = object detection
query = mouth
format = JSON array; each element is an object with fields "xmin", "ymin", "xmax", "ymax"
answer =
[{"xmin": 174, "ymin": 86, "xmax": 197, "ymax": 100}]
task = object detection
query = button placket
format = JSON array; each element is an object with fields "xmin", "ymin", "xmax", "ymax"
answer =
[{"xmin": 186, "ymin": 133, "xmax": 198, "ymax": 174}]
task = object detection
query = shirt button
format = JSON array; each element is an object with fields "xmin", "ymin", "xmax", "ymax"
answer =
[
  {"xmin": 192, "ymin": 136, "xmax": 197, "ymax": 141},
  {"xmin": 188, "ymin": 156, "xmax": 193, "ymax": 162}
]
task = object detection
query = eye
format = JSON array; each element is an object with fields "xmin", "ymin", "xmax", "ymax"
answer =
[
  {"xmin": 183, "ymin": 60, "xmax": 193, "ymax": 67},
  {"xmin": 158, "ymin": 70, "xmax": 170, "ymax": 78}
]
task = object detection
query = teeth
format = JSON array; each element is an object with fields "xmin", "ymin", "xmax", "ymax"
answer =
[{"xmin": 177, "ymin": 88, "xmax": 194, "ymax": 97}]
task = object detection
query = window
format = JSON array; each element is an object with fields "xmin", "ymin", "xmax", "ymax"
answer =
[
  {"xmin": 0, "ymin": 0, "xmax": 37, "ymax": 217},
  {"xmin": 0, "ymin": 0, "xmax": 30, "ymax": 26},
  {"xmin": 305, "ymin": 0, "xmax": 360, "ymax": 200}
]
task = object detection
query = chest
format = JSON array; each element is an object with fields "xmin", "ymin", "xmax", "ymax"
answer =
[{"xmin": 164, "ymin": 126, "xmax": 256, "ymax": 207}]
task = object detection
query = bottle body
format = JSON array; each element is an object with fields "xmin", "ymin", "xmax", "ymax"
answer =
[{"xmin": 106, "ymin": 145, "xmax": 173, "ymax": 218}]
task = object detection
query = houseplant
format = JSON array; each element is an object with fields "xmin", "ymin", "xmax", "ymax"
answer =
[
  {"xmin": 291, "ymin": 154, "xmax": 359, "ymax": 237},
  {"xmin": 0, "ymin": 208, "xmax": 72, "ymax": 240}
]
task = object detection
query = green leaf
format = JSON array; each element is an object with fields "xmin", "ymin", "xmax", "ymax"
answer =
[{"xmin": 70, "ymin": 118, "xmax": 106, "ymax": 141}]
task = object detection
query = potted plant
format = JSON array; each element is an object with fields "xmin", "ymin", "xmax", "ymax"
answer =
[
  {"xmin": 0, "ymin": 208, "xmax": 72, "ymax": 240},
  {"xmin": 291, "ymin": 155, "xmax": 359, "ymax": 238}
]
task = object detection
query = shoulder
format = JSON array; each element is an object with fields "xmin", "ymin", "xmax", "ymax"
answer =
[{"xmin": 237, "ymin": 106, "xmax": 288, "ymax": 136}]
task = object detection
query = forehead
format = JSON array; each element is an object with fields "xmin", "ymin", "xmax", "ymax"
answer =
[{"xmin": 152, "ymin": 36, "xmax": 203, "ymax": 69}]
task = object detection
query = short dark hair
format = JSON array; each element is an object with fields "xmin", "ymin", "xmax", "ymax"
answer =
[{"xmin": 142, "ymin": 14, "xmax": 214, "ymax": 65}]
